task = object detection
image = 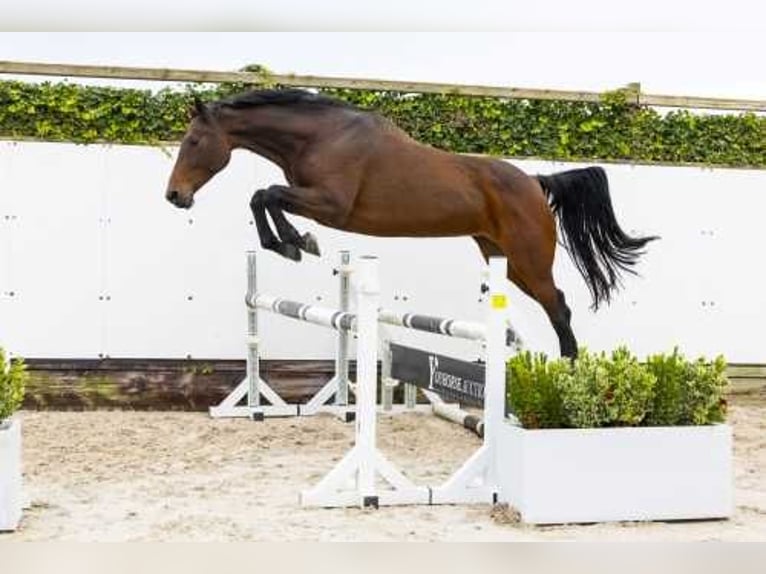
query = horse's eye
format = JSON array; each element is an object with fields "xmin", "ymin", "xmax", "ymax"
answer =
[{"xmin": 188, "ymin": 138, "xmax": 200, "ymax": 147}]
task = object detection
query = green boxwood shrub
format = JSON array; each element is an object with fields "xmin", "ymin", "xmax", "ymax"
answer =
[
  {"xmin": 0, "ymin": 78, "xmax": 764, "ymax": 168},
  {"xmin": 645, "ymin": 349, "xmax": 728, "ymax": 426},
  {"xmin": 555, "ymin": 347, "xmax": 656, "ymax": 428},
  {"xmin": 0, "ymin": 348, "xmax": 28, "ymax": 423},
  {"xmin": 506, "ymin": 351, "xmax": 567, "ymax": 429},
  {"xmin": 506, "ymin": 347, "xmax": 729, "ymax": 429}
]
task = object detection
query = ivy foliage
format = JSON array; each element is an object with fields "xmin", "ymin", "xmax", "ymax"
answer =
[{"xmin": 0, "ymin": 77, "xmax": 764, "ymax": 167}]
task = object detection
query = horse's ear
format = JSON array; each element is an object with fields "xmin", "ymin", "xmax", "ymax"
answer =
[{"xmin": 189, "ymin": 97, "xmax": 209, "ymax": 120}]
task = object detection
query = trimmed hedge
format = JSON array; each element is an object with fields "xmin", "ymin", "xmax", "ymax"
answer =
[
  {"xmin": 0, "ymin": 349, "xmax": 27, "ymax": 423},
  {"xmin": 0, "ymin": 78, "xmax": 764, "ymax": 167},
  {"xmin": 507, "ymin": 347, "xmax": 729, "ymax": 429}
]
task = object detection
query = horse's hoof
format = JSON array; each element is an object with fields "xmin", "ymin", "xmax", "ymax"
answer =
[
  {"xmin": 301, "ymin": 233, "xmax": 321, "ymax": 257},
  {"xmin": 281, "ymin": 243, "xmax": 302, "ymax": 262}
]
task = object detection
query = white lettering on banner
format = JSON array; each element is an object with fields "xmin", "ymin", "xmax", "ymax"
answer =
[
  {"xmin": 428, "ymin": 355, "xmax": 439, "ymax": 390},
  {"xmin": 427, "ymin": 353, "xmax": 484, "ymax": 401}
]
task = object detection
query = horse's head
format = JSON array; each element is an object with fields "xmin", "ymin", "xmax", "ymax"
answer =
[{"xmin": 165, "ymin": 99, "xmax": 231, "ymax": 209}]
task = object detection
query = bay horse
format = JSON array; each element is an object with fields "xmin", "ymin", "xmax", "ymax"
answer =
[{"xmin": 165, "ymin": 89, "xmax": 657, "ymax": 358}]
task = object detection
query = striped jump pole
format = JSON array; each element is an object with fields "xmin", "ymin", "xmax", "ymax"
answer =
[
  {"xmin": 378, "ymin": 309, "xmax": 522, "ymax": 349},
  {"xmin": 246, "ymin": 294, "xmax": 357, "ymax": 332}
]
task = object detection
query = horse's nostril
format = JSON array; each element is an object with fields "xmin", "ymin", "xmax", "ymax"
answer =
[{"xmin": 168, "ymin": 190, "xmax": 179, "ymax": 204}]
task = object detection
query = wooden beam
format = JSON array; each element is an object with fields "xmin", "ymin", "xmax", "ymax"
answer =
[
  {"xmin": 0, "ymin": 61, "xmax": 258, "ymax": 85},
  {"xmin": 727, "ymin": 364, "xmax": 766, "ymax": 378},
  {"xmin": 0, "ymin": 60, "xmax": 604, "ymax": 103},
  {"xmin": 1, "ymin": 60, "xmax": 764, "ymax": 112},
  {"xmin": 22, "ymin": 358, "xmax": 330, "ymax": 410},
  {"xmin": 280, "ymin": 74, "xmax": 604, "ymax": 103},
  {"xmin": 19, "ymin": 358, "xmax": 765, "ymax": 412},
  {"xmin": 640, "ymin": 93, "xmax": 766, "ymax": 113}
]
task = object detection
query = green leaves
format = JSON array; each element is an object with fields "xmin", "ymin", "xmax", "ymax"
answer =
[
  {"xmin": 0, "ymin": 79, "xmax": 764, "ymax": 167},
  {"xmin": 645, "ymin": 348, "xmax": 729, "ymax": 426},
  {"xmin": 555, "ymin": 347, "xmax": 656, "ymax": 428},
  {"xmin": 506, "ymin": 347, "xmax": 730, "ymax": 429},
  {"xmin": 506, "ymin": 351, "xmax": 567, "ymax": 429},
  {"xmin": 0, "ymin": 348, "xmax": 28, "ymax": 422}
]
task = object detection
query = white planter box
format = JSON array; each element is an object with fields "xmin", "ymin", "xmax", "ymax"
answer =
[
  {"xmin": 497, "ymin": 421, "xmax": 733, "ymax": 525},
  {"xmin": 0, "ymin": 416, "xmax": 22, "ymax": 531}
]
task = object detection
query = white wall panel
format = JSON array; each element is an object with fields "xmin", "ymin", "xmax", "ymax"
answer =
[
  {"xmin": 0, "ymin": 142, "xmax": 104, "ymax": 357},
  {"xmin": 0, "ymin": 140, "xmax": 764, "ymax": 363},
  {"xmin": 103, "ymin": 146, "xmax": 253, "ymax": 358},
  {"xmin": 0, "ymin": 143, "xmax": 16, "ymax": 346}
]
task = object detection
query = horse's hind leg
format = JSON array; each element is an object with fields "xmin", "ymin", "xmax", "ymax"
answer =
[
  {"xmin": 250, "ymin": 189, "xmax": 302, "ymax": 261},
  {"xmin": 478, "ymin": 201, "xmax": 577, "ymax": 359},
  {"xmin": 473, "ymin": 236, "xmax": 503, "ymax": 261},
  {"xmin": 522, "ymin": 266, "xmax": 578, "ymax": 358},
  {"xmin": 473, "ymin": 236, "xmax": 532, "ymax": 296},
  {"xmin": 473, "ymin": 236, "xmax": 577, "ymax": 358},
  {"xmin": 497, "ymin": 233, "xmax": 578, "ymax": 358}
]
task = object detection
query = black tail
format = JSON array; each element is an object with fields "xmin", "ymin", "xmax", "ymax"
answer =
[{"xmin": 537, "ymin": 166, "xmax": 658, "ymax": 309}]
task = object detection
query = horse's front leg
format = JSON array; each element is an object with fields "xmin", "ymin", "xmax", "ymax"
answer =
[
  {"xmin": 262, "ymin": 184, "xmax": 350, "ymax": 257},
  {"xmin": 250, "ymin": 189, "xmax": 302, "ymax": 261}
]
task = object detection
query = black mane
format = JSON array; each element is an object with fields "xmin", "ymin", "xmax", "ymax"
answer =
[{"xmin": 215, "ymin": 88, "xmax": 354, "ymax": 111}]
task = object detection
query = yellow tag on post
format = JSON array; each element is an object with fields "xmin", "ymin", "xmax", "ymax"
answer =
[{"xmin": 490, "ymin": 294, "xmax": 508, "ymax": 309}]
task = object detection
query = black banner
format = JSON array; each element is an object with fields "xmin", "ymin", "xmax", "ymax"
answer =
[{"xmin": 389, "ymin": 343, "xmax": 485, "ymax": 407}]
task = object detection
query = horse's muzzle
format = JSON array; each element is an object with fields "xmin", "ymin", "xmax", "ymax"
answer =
[{"xmin": 166, "ymin": 190, "xmax": 193, "ymax": 209}]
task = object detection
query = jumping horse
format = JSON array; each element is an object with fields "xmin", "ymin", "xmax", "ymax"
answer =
[{"xmin": 165, "ymin": 89, "xmax": 657, "ymax": 358}]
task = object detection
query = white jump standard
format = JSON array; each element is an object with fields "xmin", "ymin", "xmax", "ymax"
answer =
[
  {"xmin": 209, "ymin": 250, "xmax": 354, "ymax": 420},
  {"xmin": 210, "ymin": 248, "xmax": 514, "ymax": 508},
  {"xmin": 433, "ymin": 256, "xmax": 508, "ymax": 505},
  {"xmin": 301, "ymin": 256, "xmax": 512, "ymax": 508},
  {"xmin": 301, "ymin": 256, "xmax": 431, "ymax": 508}
]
